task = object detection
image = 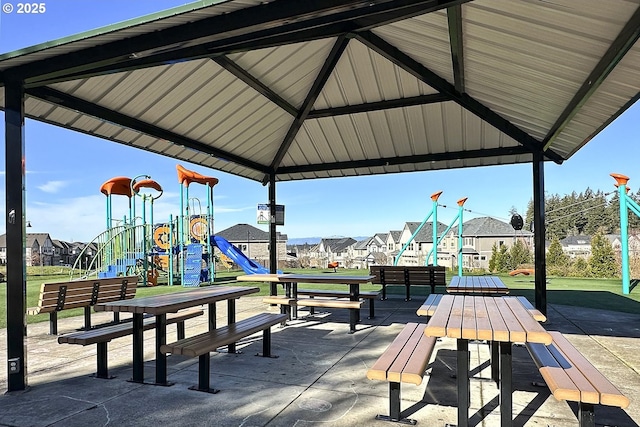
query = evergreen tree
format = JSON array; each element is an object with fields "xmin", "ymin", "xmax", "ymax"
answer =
[
  {"xmin": 496, "ymin": 244, "xmax": 510, "ymax": 272},
  {"xmin": 509, "ymin": 239, "xmax": 531, "ymax": 268},
  {"xmin": 524, "ymin": 199, "xmax": 534, "ymax": 232},
  {"xmin": 588, "ymin": 231, "xmax": 619, "ymax": 278},
  {"xmin": 488, "ymin": 243, "xmax": 498, "ymax": 272},
  {"xmin": 546, "ymin": 236, "xmax": 569, "ymax": 267}
]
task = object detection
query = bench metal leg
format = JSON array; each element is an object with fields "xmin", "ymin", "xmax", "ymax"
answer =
[
  {"xmin": 95, "ymin": 342, "xmax": 114, "ymax": 379},
  {"xmin": 130, "ymin": 313, "xmax": 145, "ymax": 383},
  {"xmin": 368, "ymin": 298, "xmax": 375, "ymax": 319},
  {"xmin": 457, "ymin": 339, "xmax": 469, "ymax": 427},
  {"xmin": 309, "ymin": 295, "xmax": 315, "ymax": 315},
  {"xmin": 381, "ymin": 284, "xmax": 387, "ymax": 300},
  {"xmin": 257, "ymin": 327, "xmax": 278, "ymax": 358},
  {"xmin": 84, "ymin": 307, "xmax": 92, "ymax": 330},
  {"xmin": 374, "ymin": 381, "xmax": 417, "ymax": 425},
  {"xmin": 227, "ymin": 299, "xmax": 238, "ymax": 354},
  {"xmin": 113, "ymin": 312, "xmax": 120, "ymax": 324},
  {"xmin": 189, "ymin": 353, "xmax": 219, "ymax": 394},
  {"xmin": 491, "ymin": 341, "xmax": 499, "ymax": 384},
  {"xmin": 49, "ymin": 312, "xmax": 58, "ymax": 335},
  {"xmin": 349, "ymin": 308, "xmax": 357, "ymax": 334},
  {"xmin": 578, "ymin": 403, "xmax": 595, "ymax": 427},
  {"xmin": 499, "ymin": 341, "xmax": 513, "ymax": 427},
  {"xmin": 177, "ymin": 321, "xmax": 186, "ymax": 340},
  {"xmin": 405, "ymin": 285, "xmax": 411, "ymax": 301}
]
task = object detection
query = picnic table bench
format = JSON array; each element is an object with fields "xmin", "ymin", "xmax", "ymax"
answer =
[
  {"xmin": 446, "ymin": 275, "xmax": 509, "ymax": 295},
  {"xmin": 370, "ymin": 265, "xmax": 446, "ymax": 301},
  {"xmin": 526, "ymin": 331, "xmax": 629, "ymax": 427},
  {"xmin": 58, "ymin": 308, "xmax": 203, "ymax": 379},
  {"xmin": 27, "ymin": 276, "xmax": 138, "ymax": 335},
  {"xmin": 367, "ymin": 322, "xmax": 437, "ymax": 424},
  {"xmin": 417, "ymin": 294, "xmax": 546, "ymax": 322},
  {"xmin": 296, "ymin": 289, "xmax": 379, "ymax": 319},
  {"xmin": 160, "ymin": 312, "xmax": 287, "ymax": 393}
]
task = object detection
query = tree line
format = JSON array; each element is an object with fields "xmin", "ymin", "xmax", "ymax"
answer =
[
  {"xmin": 486, "ymin": 187, "xmax": 633, "ymax": 278},
  {"xmin": 522, "ymin": 187, "xmax": 640, "ymax": 240}
]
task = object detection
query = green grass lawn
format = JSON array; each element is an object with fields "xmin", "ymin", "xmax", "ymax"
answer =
[{"xmin": 1, "ymin": 267, "xmax": 639, "ymax": 329}]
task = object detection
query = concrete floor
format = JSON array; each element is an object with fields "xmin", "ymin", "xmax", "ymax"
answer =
[{"xmin": 0, "ymin": 292, "xmax": 638, "ymax": 427}]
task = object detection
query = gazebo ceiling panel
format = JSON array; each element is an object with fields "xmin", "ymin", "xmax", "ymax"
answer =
[
  {"xmin": 228, "ymin": 39, "xmax": 336, "ymax": 109},
  {"xmin": 314, "ymin": 38, "xmax": 438, "ymax": 111},
  {"xmin": 372, "ymin": 10, "xmax": 454, "ymax": 84}
]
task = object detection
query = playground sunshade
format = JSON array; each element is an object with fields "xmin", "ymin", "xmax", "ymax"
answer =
[{"xmin": 1, "ymin": 0, "xmax": 639, "ymax": 183}]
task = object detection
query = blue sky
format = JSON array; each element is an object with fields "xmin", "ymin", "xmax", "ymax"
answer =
[{"xmin": 0, "ymin": 0, "xmax": 633, "ymax": 243}]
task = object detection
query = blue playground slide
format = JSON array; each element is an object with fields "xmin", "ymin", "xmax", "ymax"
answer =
[{"xmin": 211, "ymin": 235, "xmax": 276, "ymax": 275}]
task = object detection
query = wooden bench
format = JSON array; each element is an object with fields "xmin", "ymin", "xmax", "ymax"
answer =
[
  {"xmin": 526, "ymin": 331, "xmax": 629, "ymax": 427},
  {"xmin": 297, "ymin": 288, "xmax": 379, "ymax": 319},
  {"xmin": 367, "ymin": 322, "xmax": 437, "ymax": 424},
  {"xmin": 58, "ymin": 308, "xmax": 203, "ymax": 379},
  {"xmin": 370, "ymin": 265, "xmax": 446, "ymax": 301},
  {"xmin": 296, "ymin": 298, "xmax": 364, "ymax": 333},
  {"xmin": 416, "ymin": 294, "xmax": 546, "ymax": 322},
  {"xmin": 160, "ymin": 312, "xmax": 287, "ymax": 393},
  {"xmin": 28, "ymin": 276, "xmax": 139, "ymax": 335}
]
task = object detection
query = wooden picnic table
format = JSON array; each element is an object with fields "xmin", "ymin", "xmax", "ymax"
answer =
[
  {"xmin": 422, "ymin": 294, "xmax": 552, "ymax": 427},
  {"xmin": 446, "ymin": 275, "xmax": 509, "ymax": 295},
  {"xmin": 237, "ymin": 273, "xmax": 374, "ymax": 332},
  {"xmin": 94, "ymin": 285, "xmax": 258, "ymax": 385}
]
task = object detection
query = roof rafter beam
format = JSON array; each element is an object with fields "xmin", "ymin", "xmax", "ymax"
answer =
[
  {"xmin": 16, "ymin": 0, "xmax": 468, "ymax": 84},
  {"xmin": 267, "ymin": 35, "xmax": 351, "ymax": 178},
  {"xmin": 447, "ymin": 4, "xmax": 465, "ymax": 93},
  {"xmin": 26, "ymin": 86, "xmax": 270, "ymax": 174},
  {"xmin": 307, "ymin": 93, "xmax": 451, "ymax": 118},
  {"xmin": 355, "ymin": 31, "xmax": 565, "ymax": 164},
  {"xmin": 212, "ymin": 56, "xmax": 298, "ymax": 117},
  {"xmin": 542, "ymin": 5, "xmax": 640, "ymax": 150},
  {"xmin": 277, "ymin": 146, "xmax": 532, "ymax": 175}
]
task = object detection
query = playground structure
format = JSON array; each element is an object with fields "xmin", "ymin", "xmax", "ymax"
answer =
[
  {"xmin": 611, "ymin": 173, "xmax": 637, "ymax": 295},
  {"xmin": 70, "ymin": 165, "xmax": 270, "ymax": 286},
  {"xmin": 394, "ymin": 191, "xmax": 467, "ymax": 276}
]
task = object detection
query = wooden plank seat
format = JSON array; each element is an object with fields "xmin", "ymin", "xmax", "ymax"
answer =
[
  {"xmin": 58, "ymin": 308, "xmax": 203, "ymax": 379},
  {"xmin": 370, "ymin": 265, "xmax": 446, "ymax": 301},
  {"xmin": 526, "ymin": 331, "xmax": 629, "ymax": 427},
  {"xmin": 367, "ymin": 322, "xmax": 437, "ymax": 425},
  {"xmin": 296, "ymin": 297, "xmax": 365, "ymax": 334},
  {"xmin": 28, "ymin": 276, "xmax": 139, "ymax": 335},
  {"xmin": 160, "ymin": 312, "xmax": 287, "ymax": 393},
  {"xmin": 262, "ymin": 296, "xmax": 296, "ymax": 323},
  {"xmin": 417, "ymin": 294, "xmax": 546, "ymax": 322},
  {"xmin": 297, "ymin": 289, "xmax": 379, "ymax": 318}
]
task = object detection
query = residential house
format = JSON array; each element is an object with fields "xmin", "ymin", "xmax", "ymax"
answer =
[
  {"xmin": 462, "ymin": 217, "xmax": 534, "ymax": 269},
  {"xmin": 560, "ymin": 235, "xmax": 592, "ymax": 258},
  {"xmin": 395, "ymin": 221, "xmax": 449, "ymax": 267},
  {"xmin": 349, "ymin": 239, "xmax": 371, "ymax": 269},
  {"xmin": 312, "ymin": 237, "xmax": 356, "ymax": 268},
  {"xmin": 216, "ymin": 223, "xmax": 288, "ymax": 270}
]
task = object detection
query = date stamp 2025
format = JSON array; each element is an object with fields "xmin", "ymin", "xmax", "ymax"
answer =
[{"xmin": 2, "ymin": 2, "xmax": 47, "ymax": 14}]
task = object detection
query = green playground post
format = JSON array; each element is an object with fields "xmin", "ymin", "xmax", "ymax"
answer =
[
  {"xmin": 457, "ymin": 198, "xmax": 467, "ymax": 277},
  {"xmin": 394, "ymin": 191, "xmax": 442, "ymax": 266},
  {"xmin": 612, "ymin": 173, "xmax": 630, "ymax": 294}
]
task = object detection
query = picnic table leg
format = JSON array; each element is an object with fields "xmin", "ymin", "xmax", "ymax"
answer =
[
  {"xmin": 131, "ymin": 313, "xmax": 145, "ymax": 383},
  {"xmin": 208, "ymin": 302, "xmax": 216, "ymax": 330},
  {"xmin": 155, "ymin": 314, "xmax": 171, "ymax": 386},
  {"xmin": 578, "ymin": 403, "xmax": 595, "ymax": 427},
  {"xmin": 227, "ymin": 298, "xmax": 237, "ymax": 353},
  {"xmin": 350, "ymin": 283, "xmax": 360, "ymax": 322},
  {"xmin": 499, "ymin": 341, "xmax": 513, "ymax": 427},
  {"xmin": 457, "ymin": 339, "xmax": 469, "ymax": 427},
  {"xmin": 491, "ymin": 341, "xmax": 499, "ymax": 384},
  {"xmin": 292, "ymin": 282, "xmax": 298, "ymax": 319}
]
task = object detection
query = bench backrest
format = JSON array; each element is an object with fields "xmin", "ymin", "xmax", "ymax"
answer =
[
  {"xmin": 369, "ymin": 265, "xmax": 446, "ymax": 286},
  {"xmin": 33, "ymin": 276, "xmax": 138, "ymax": 314}
]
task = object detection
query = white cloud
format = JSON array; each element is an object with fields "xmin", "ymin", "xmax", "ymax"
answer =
[{"xmin": 38, "ymin": 180, "xmax": 69, "ymax": 194}]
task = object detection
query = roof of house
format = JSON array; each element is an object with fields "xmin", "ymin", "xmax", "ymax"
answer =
[
  {"xmin": 560, "ymin": 235, "xmax": 592, "ymax": 246},
  {"xmin": 353, "ymin": 239, "xmax": 370, "ymax": 250},
  {"xmin": 217, "ymin": 223, "xmax": 286, "ymax": 242},
  {"xmin": 463, "ymin": 217, "xmax": 531, "ymax": 237},
  {"xmin": 388, "ymin": 231, "xmax": 402, "ymax": 243},
  {"xmin": 320, "ymin": 237, "xmax": 356, "ymax": 253},
  {"xmin": 405, "ymin": 222, "xmax": 448, "ymax": 243}
]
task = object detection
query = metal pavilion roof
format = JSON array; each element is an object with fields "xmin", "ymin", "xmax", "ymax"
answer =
[{"xmin": 1, "ymin": 0, "xmax": 639, "ymax": 184}]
